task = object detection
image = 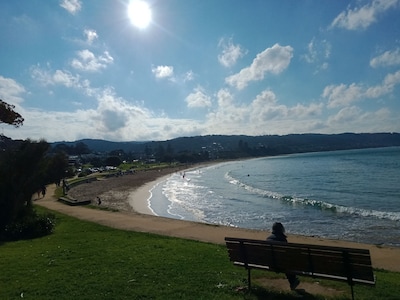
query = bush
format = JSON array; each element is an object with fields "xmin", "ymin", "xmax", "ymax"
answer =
[{"xmin": 0, "ymin": 210, "xmax": 56, "ymax": 241}]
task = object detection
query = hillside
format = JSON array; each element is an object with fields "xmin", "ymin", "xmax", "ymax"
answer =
[{"xmin": 51, "ymin": 132, "xmax": 400, "ymax": 157}]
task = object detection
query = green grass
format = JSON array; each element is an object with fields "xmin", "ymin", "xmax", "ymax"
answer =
[{"xmin": 1, "ymin": 207, "xmax": 399, "ymax": 300}]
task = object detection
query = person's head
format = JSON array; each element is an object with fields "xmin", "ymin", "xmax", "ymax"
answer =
[{"xmin": 272, "ymin": 222, "xmax": 285, "ymax": 235}]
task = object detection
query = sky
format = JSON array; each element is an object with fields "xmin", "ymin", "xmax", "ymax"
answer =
[{"xmin": 1, "ymin": 0, "xmax": 400, "ymax": 142}]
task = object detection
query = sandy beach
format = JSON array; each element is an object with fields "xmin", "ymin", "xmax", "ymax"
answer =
[{"xmin": 36, "ymin": 166, "xmax": 400, "ymax": 273}]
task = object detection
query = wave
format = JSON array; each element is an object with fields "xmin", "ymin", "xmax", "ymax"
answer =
[{"xmin": 225, "ymin": 172, "xmax": 400, "ymax": 222}]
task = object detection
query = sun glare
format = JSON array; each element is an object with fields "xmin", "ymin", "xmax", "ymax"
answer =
[{"xmin": 128, "ymin": 1, "xmax": 152, "ymax": 29}]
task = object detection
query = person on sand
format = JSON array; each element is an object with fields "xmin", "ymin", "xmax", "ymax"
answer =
[{"xmin": 267, "ymin": 222, "xmax": 300, "ymax": 290}]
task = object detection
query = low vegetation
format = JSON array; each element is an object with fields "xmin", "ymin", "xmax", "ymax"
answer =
[{"xmin": 1, "ymin": 206, "xmax": 398, "ymax": 300}]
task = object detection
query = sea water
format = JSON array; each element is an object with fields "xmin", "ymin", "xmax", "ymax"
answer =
[{"xmin": 148, "ymin": 147, "xmax": 400, "ymax": 246}]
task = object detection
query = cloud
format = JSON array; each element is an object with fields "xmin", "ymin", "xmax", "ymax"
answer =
[
  {"xmin": 303, "ymin": 38, "xmax": 331, "ymax": 72},
  {"xmin": 152, "ymin": 65, "xmax": 174, "ymax": 79},
  {"xmin": 0, "ymin": 75, "xmax": 26, "ymax": 105},
  {"xmin": 185, "ymin": 86, "xmax": 212, "ymax": 108},
  {"xmin": 326, "ymin": 107, "xmax": 395, "ymax": 133},
  {"xmin": 330, "ymin": 0, "xmax": 399, "ymax": 30},
  {"xmin": 323, "ymin": 70, "xmax": 400, "ymax": 108},
  {"xmin": 249, "ymin": 89, "xmax": 323, "ymax": 123},
  {"xmin": 31, "ymin": 66, "xmax": 82, "ymax": 88},
  {"xmin": 218, "ymin": 37, "xmax": 246, "ymax": 67},
  {"xmin": 370, "ymin": 48, "xmax": 400, "ymax": 68},
  {"xmin": 205, "ymin": 88, "xmax": 324, "ymax": 136},
  {"xmin": 183, "ymin": 70, "xmax": 194, "ymax": 82},
  {"xmin": 84, "ymin": 29, "xmax": 98, "ymax": 45},
  {"xmin": 96, "ymin": 89, "xmax": 131, "ymax": 131},
  {"xmin": 225, "ymin": 44, "xmax": 293, "ymax": 90},
  {"xmin": 71, "ymin": 50, "xmax": 114, "ymax": 72},
  {"xmin": 60, "ymin": 0, "xmax": 82, "ymax": 15},
  {"xmin": 323, "ymin": 83, "xmax": 364, "ymax": 108}
]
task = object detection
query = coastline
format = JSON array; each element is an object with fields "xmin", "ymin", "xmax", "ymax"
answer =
[
  {"xmin": 128, "ymin": 173, "xmax": 171, "ymax": 215},
  {"xmin": 41, "ymin": 163, "xmax": 400, "ymax": 273}
]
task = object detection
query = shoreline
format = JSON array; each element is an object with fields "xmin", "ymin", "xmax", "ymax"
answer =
[
  {"xmin": 49, "ymin": 163, "xmax": 400, "ymax": 273},
  {"xmin": 128, "ymin": 173, "xmax": 171, "ymax": 215}
]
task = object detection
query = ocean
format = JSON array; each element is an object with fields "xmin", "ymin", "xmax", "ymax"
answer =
[{"xmin": 148, "ymin": 147, "xmax": 400, "ymax": 247}]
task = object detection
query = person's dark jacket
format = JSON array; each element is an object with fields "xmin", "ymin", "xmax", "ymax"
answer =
[{"xmin": 267, "ymin": 232, "xmax": 288, "ymax": 243}]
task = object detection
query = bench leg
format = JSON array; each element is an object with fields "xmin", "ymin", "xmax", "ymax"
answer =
[
  {"xmin": 247, "ymin": 268, "xmax": 251, "ymax": 290},
  {"xmin": 350, "ymin": 284, "xmax": 354, "ymax": 300}
]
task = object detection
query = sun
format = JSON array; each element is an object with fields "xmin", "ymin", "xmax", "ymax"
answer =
[{"xmin": 128, "ymin": 1, "xmax": 152, "ymax": 29}]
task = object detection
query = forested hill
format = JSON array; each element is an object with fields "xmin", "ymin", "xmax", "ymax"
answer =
[{"xmin": 52, "ymin": 133, "xmax": 400, "ymax": 158}]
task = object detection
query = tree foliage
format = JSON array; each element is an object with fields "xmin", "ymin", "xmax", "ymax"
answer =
[
  {"xmin": 0, "ymin": 99, "xmax": 24, "ymax": 127},
  {"xmin": 0, "ymin": 140, "xmax": 68, "ymax": 235}
]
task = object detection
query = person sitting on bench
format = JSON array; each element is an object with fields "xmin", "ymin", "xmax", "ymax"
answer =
[{"xmin": 267, "ymin": 222, "xmax": 300, "ymax": 290}]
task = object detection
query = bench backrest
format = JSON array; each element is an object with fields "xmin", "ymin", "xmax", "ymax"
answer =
[{"xmin": 225, "ymin": 237, "xmax": 375, "ymax": 285}]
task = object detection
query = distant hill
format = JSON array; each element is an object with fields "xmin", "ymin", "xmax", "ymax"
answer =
[
  {"xmin": 51, "ymin": 133, "xmax": 400, "ymax": 156},
  {"xmin": 51, "ymin": 139, "xmax": 146, "ymax": 153}
]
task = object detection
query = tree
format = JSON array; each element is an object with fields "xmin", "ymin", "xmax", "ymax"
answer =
[
  {"xmin": 46, "ymin": 152, "xmax": 69, "ymax": 185},
  {"xmin": 105, "ymin": 156, "xmax": 122, "ymax": 167},
  {"xmin": 0, "ymin": 102, "xmax": 63, "ymax": 239},
  {"xmin": 0, "ymin": 99, "xmax": 24, "ymax": 127},
  {"xmin": 74, "ymin": 142, "xmax": 91, "ymax": 155},
  {"xmin": 0, "ymin": 140, "xmax": 50, "ymax": 230}
]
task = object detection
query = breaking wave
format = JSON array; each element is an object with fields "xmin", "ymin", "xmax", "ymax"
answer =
[{"xmin": 225, "ymin": 172, "xmax": 400, "ymax": 222}]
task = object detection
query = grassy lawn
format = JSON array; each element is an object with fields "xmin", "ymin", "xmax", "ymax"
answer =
[{"xmin": 1, "ymin": 207, "xmax": 398, "ymax": 300}]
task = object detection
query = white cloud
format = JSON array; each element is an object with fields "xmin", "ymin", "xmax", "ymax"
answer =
[
  {"xmin": 84, "ymin": 29, "xmax": 98, "ymax": 45},
  {"xmin": 3, "ymin": 79, "xmax": 398, "ymax": 142},
  {"xmin": 218, "ymin": 37, "xmax": 246, "ymax": 68},
  {"xmin": 330, "ymin": 0, "xmax": 399, "ymax": 30},
  {"xmin": 370, "ymin": 48, "xmax": 400, "ymax": 68},
  {"xmin": 185, "ymin": 87, "xmax": 212, "ymax": 108},
  {"xmin": 326, "ymin": 107, "xmax": 396, "ymax": 133},
  {"xmin": 31, "ymin": 66, "xmax": 82, "ymax": 88},
  {"xmin": 71, "ymin": 50, "xmax": 114, "ymax": 72},
  {"xmin": 0, "ymin": 75, "xmax": 25, "ymax": 105},
  {"xmin": 225, "ymin": 44, "xmax": 293, "ymax": 90},
  {"xmin": 323, "ymin": 83, "xmax": 364, "ymax": 108},
  {"xmin": 183, "ymin": 70, "xmax": 194, "ymax": 82},
  {"xmin": 30, "ymin": 66, "xmax": 96, "ymax": 100},
  {"xmin": 205, "ymin": 88, "xmax": 324, "ymax": 137},
  {"xmin": 328, "ymin": 106, "xmax": 363, "ymax": 123},
  {"xmin": 323, "ymin": 70, "xmax": 400, "ymax": 108},
  {"xmin": 249, "ymin": 89, "xmax": 323, "ymax": 123},
  {"xmin": 152, "ymin": 65, "xmax": 174, "ymax": 79},
  {"xmin": 303, "ymin": 38, "xmax": 331, "ymax": 72},
  {"xmin": 60, "ymin": 0, "xmax": 82, "ymax": 15}
]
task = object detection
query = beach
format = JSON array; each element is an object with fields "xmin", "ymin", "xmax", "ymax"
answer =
[{"xmin": 37, "ymin": 165, "xmax": 400, "ymax": 273}]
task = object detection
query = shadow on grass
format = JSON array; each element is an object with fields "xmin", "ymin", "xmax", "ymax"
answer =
[{"xmin": 234, "ymin": 285, "xmax": 325, "ymax": 300}]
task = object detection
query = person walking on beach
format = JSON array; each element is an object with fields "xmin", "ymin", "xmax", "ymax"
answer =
[{"xmin": 267, "ymin": 222, "xmax": 300, "ymax": 290}]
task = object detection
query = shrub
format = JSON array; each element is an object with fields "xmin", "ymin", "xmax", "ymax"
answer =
[{"xmin": 0, "ymin": 209, "xmax": 56, "ymax": 241}]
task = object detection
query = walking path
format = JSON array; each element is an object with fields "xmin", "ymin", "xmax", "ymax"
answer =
[{"xmin": 36, "ymin": 184, "xmax": 400, "ymax": 273}]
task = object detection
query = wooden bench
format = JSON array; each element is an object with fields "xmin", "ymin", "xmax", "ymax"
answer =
[{"xmin": 225, "ymin": 237, "xmax": 375, "ymax": 300}]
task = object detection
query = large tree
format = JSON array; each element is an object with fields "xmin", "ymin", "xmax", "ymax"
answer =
[
  {"xmin": 0, "ymin": 140, "xmax": 49, "ymax": 230},
  {"xmin": 0, "ymin": 100, "xmax": 67, "ymax": 235},
  {"xmin": 0, "ymin": 99, "xmax": 24, "ymax": 127}
]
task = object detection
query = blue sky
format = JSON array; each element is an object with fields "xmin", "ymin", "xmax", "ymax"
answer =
[{"xmin": 1, "ymin": 0, "xmax": 399, "ymax": 142}]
